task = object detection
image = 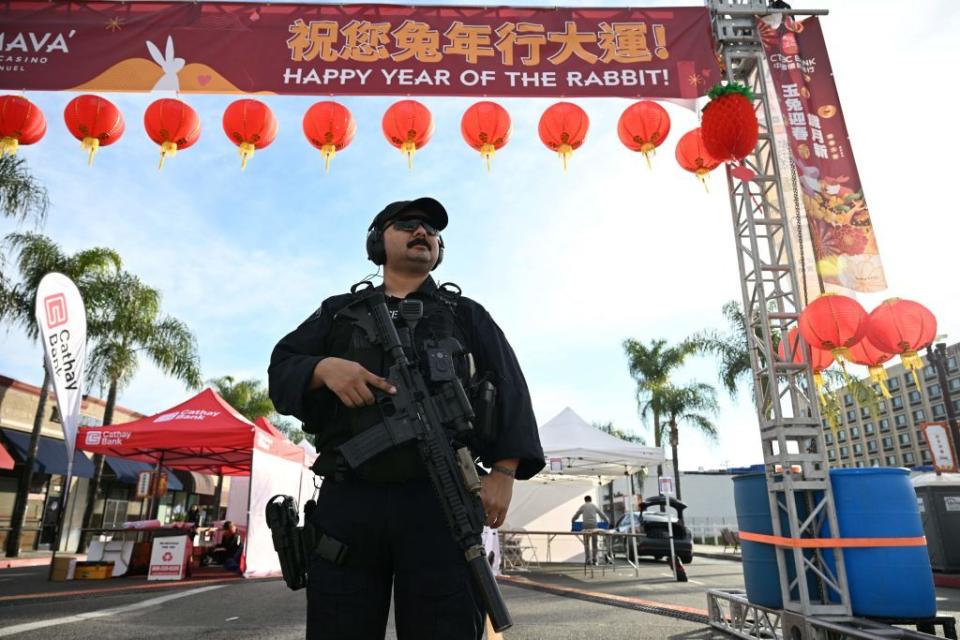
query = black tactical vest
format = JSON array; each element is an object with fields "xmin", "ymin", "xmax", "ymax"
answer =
[{"xmin": 321, "ymin": 287, "xmax": 471, "ymax": 482}]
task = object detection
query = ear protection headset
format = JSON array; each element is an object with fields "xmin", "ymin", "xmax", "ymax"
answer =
[{"xmin": 366, "ymin": 220, "xmax": 444, "ymax": 270}]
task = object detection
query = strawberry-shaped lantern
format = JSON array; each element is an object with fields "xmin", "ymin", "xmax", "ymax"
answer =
[{"xmin": 700, "ymin": 82, "xmax": 759, "ymax": 163}]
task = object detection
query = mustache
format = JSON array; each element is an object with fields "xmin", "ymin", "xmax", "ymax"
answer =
[{"xmin": 407, "ymin": 238, "xmax": 431, "ymax": 249}]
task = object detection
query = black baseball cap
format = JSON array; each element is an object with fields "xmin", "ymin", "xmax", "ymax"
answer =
[{"xmin": 369, "ymin": 197, "xmax": 448, "ymax": 232}]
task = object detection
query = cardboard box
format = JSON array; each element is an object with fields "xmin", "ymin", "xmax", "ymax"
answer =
[
  {"xmin": 74, "ymin": 561, "xmax": 114, "ymax": 580},
  {"xmin": 50, "ymin": 555, "xmax": 79, "ymax": 581}
]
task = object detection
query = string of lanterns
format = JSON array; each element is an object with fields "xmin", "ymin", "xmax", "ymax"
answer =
[
  {"xmin": 0, "ymin": 86, "xmax": 753, "ymax": 180},
  {"xmin": 792, "ymin": 295, "xmax": 938, "ymax": 406},
  {"xmin": 1, "ymin": 92, "xmax": 942, "ymax": 411}
]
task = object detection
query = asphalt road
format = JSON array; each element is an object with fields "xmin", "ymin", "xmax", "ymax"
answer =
[
  {"xmin": 0, "ymin": 577, "xmax": 717, "ymax": 640},
  {"xmin": 1, "ymin": 557, "xmax": 957, "ymax": 640}
]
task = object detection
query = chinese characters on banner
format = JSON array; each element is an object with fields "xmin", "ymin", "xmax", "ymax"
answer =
[
  {"xmin": 758, "ymin": 16, "xmax": 887, "ymax": 293},
  {"xmin": 0, "ymin": 2, "xmax": 720, "ymax": 99},
  {"xmin": 920, "ymin": 422, "xmax": 959, "ymax": 473}
]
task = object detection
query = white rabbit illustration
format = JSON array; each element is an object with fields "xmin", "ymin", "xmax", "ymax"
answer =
[{"xmin": 147, "ymin": 35, "xmax": 184, "ymax": 92}]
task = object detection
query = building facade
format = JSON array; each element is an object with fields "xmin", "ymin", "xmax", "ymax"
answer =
[
  {"xmin": 823, "ymin": 343, "xmax": 960, "ymax": 469},
  {"xmin": 0, "ymin": 373, "xmax": 229, "ymax": 554}
]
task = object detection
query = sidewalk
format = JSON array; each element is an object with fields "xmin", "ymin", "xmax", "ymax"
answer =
[
  {"xmin": 693, "ymin": 542, "xmax": 741, "ymax": 562},
  {"xmin": 0, "ymin": 563, "xmax": 245, "ymax": 603},
  {"xmin": 0, "ymin": 550, "xmax": 69, "ymax": 570}
]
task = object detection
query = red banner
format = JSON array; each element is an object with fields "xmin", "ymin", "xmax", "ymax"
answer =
[
  {"xmin": 759, "ymin": 16, "xmax": 886, "ymax": 293},
  {"xmin": 0, "ymin": 1, "xmax": 720, "ymax": 99}
]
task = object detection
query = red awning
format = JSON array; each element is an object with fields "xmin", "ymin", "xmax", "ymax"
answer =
[
  {"xmin": 78, "ymin": 388, "xmax": 303, "ymax": 475},
  {"xmin": 0, "ymin": 439, "xmax": 14, "ymax": 470}
]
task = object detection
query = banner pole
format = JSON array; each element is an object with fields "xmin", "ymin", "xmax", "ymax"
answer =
[{"xmin": 47, "ymin": 458, "xmax": 74, "ymax": 581}]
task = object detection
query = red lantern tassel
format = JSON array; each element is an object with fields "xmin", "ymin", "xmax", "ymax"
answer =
[
  {"xmin": 238, "ymin": 142, "xmax": 255, "ymax": 170},
  {"xmin": 320, "ymin": 144, "xmax": 336, "ymax": 173},
  {"xmin": 558, "ymin": 144, "xmax": 572, "ymax": 172},
  {"xmin": 1, "ymin": 137, "xmax": 19, "ymax": 156},
  {"xmin": 901, "ymin": 350, "xmax": 924, "ymax": 388},
  {"xmin": 158, "ymin": 141, "xmax": 177, "ymax": 170},
  {"xmin": 813, "ymin": 371, "xmax": 829, "ymax": 409},
  {"xmin": 401, "ymin": 141, "xmax": 417, "ymax": 170},
  {"xmin": 480, "ymin": 143, "xmax": 495, "ymax": 172},
  {"xmin": 868, "ymin": 365, "xmax": 892, "ymax": 399},
  {"xmin": 81, "ymin": 137, "xmax": 99, "ymax": 166}
]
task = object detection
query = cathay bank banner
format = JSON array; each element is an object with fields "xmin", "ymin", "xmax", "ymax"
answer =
[{"xmin": 36, "ymin": 273, "xmax": 87, "ymax": 462}]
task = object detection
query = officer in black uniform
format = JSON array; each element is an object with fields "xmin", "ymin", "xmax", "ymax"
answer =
[{"xmin": 268, "ymin": 197, "xmax": 544, "ymax": 640}]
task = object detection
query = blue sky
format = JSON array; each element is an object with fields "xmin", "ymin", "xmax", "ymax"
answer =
[{"xmin": 2, "ymin": 0, "xmax": 959, "ymax": 471}]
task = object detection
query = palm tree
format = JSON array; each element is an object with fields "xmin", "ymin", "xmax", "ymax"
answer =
[
  {"xmin": 653, "ymin": 382, "xmax": 719, "ymax": 502},
  {"xmin": 691, "ymin": 301, "xmax": 753, "ymax": 399},
  {"xmin": 81, "ymin": 270, "xmax": 202, "ymax": 536},
  {"xmin": 208, "ymin": 376, "xmax": 274, "ymax": 421},
  {"xmin": 623, "ymin": 338, "xmax": 697, "ymax": 480},
  {"xmin": 0, "ymin": 232, "xmax": 121, "ymax": 557},
  {"xmin": 271, "ymin": 415, "xmax": 306, "ymax": 445},
  {"xmin": 592, "ymin": 420, "xmax": 646, "ymax": 445},
  {"xmin": 0, "ymin": 155, "xmax": 50, "ymax": 223}
]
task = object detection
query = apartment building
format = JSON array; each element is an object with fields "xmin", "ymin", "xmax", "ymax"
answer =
[{"xmin": 823, "ymin": 343, "xmax": 960, "ymax": 468}]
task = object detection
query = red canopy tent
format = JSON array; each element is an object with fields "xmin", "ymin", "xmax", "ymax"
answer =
[
  {"xmin": 0, "ymin": 439, "xmax": 14, "ymax": 470},
  {"xmin": 77, "ymin": 388, "xmax": 304, "ymax": 474},
  {"xmin": 77, "ymin": 388, "xmax": 308, "ymax": 578}
]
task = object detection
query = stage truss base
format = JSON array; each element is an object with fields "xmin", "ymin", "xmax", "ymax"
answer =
[{"xmin": 707, "ymin": 590, "xmax": 958, "ymax": 640}]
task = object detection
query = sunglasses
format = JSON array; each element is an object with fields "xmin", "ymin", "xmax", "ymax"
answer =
[{"xmin": 391, "ymin": 218, "xmax": 439, "ymax": 236}]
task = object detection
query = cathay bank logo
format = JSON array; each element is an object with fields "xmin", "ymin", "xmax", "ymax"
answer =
[
  {"xmin": 85, "ymin": 431, "xmax": 102, "ymax": 446},
  {"xmin": 154, "ymin": 409, "xmax": 220, "ymax": 423}
]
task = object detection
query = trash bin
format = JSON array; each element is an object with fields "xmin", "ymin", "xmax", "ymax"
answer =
[{"xmin": 913, "ymin": 472, "xmax": 960, "ymax": 572}]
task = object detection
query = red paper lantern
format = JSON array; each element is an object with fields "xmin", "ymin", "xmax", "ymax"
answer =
[
  {"xmin": 382, "ymin": 99, "xmax": 433, "ymax": 169},
  {"xmin": 303, "ymin": 101, "xmax": 356, "ymax": 173},
  {"xmin": 144, "ymin": 98, "xmax": 201, "ymax": 170},
  {"xmin": 865, "ymin": 298, "xmax": 937, "ymax": 386},
  {"xmin": 675, "ymin": 128, "xmax": 722, "ymax": 190},
  {"xmin": 461, "ymin": 101, "xmax": 511, "ymax": 171},
  {"xmin": 538, "ymin": 102, "xmax": 589, "ymax": 171},
  {"xmin": 700, "ymin": 83, "xmax": 759, "ymax": 163},
  {"xmin": 778, "ymin": 328, "xmax": 834, "ymax": 371},
  {"xmin": 222, "ymin": 99, "xmax": 278, "ymax": 170},
  {"xmin": 0, "ymin": 95, "xmax": 46, "ymax": 156},
  {"xmin": 846, "ymin": 336, "xmax": 896, "ymax": 398},
  {"xmin": 617, "ymin": 101, "xmax": 670, "ymax": 168},
  {"xmin": 64, "ymin": 95, "xmax": 125, "ymax": 166},
  {"xmin": 779, "ymin": 327, "xmax": 835, "ymax": 406},
  {"xmin": 798, "ymin": 293, "xmax": 868, "ymax": 365}
]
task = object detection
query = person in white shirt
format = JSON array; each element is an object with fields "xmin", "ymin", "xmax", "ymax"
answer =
[{"xmin": 571, "ymin": 496, "xmax": 610, "ymax": 564}]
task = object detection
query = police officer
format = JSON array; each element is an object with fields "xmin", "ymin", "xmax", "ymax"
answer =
[{"xmin": 268, "ymin": 197, "xmax": 544, "ymax": 640}]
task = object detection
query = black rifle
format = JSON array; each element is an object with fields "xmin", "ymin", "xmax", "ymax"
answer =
[{"xmin": 335, "ymin": 286, "xmax": 512, "ymax": 632}]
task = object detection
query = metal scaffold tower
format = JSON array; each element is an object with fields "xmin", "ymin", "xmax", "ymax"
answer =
[
  {"xmin": 708, "ymin": 0, "xmax": 852, "ymax": 635},
  {"xmin": 702, "ymin": 6, "xmax": 954, "ymax": 637}
]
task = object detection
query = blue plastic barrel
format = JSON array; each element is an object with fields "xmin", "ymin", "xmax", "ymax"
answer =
[
  {"xmin": 827, "ymin": 468, "xmax": 936, "ymax": 618},
  {"xmin": 733, "ymin": 473, "xmax": 788, "ymax": 608}
]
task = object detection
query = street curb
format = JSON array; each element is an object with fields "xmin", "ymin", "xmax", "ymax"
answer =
[
  {"xmin": 498, "ymin": 575, "xmax": 710, "ymax": 624},
  {"xmin": 934, "ymin": 574, "xmax": 960, "ymax": 589},
  {"xmin": 694, "ymin": 551, "xmax": 742, "ymax": 562}
]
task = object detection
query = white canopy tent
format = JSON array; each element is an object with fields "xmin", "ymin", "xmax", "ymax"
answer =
[
  {"xmin": 539, "ymin": 407, "xmax": 664, "ymax": 478},
  {"xmin": 506, "ymin": 408, "xmax": 665, "ymax": 563}
]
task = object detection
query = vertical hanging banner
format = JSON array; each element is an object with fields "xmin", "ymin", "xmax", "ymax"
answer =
[
  {"xmin": 758, "ymin": 16, "xmax": 887, "ymax": 293},
  {"xmin": 0, "ymin": 1, "xmax": 720, "ymax": 98},
  {"xmin": 920, "ymin": 422, "xmax": 958, "ymax": 473},
  {"xmin": 35, "ymin": 273, "xmax": 87, "ymax": 462}
]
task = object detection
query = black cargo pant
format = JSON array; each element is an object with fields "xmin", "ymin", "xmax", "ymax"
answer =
[{"xmin": 305, "ymin": 477, "xmax": 485, "ymax": 640}]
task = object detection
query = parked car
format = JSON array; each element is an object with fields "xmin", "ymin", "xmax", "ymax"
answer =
[{"xmin": 611, "ymin": 495, "xmax": 693, "ymax": 564}]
